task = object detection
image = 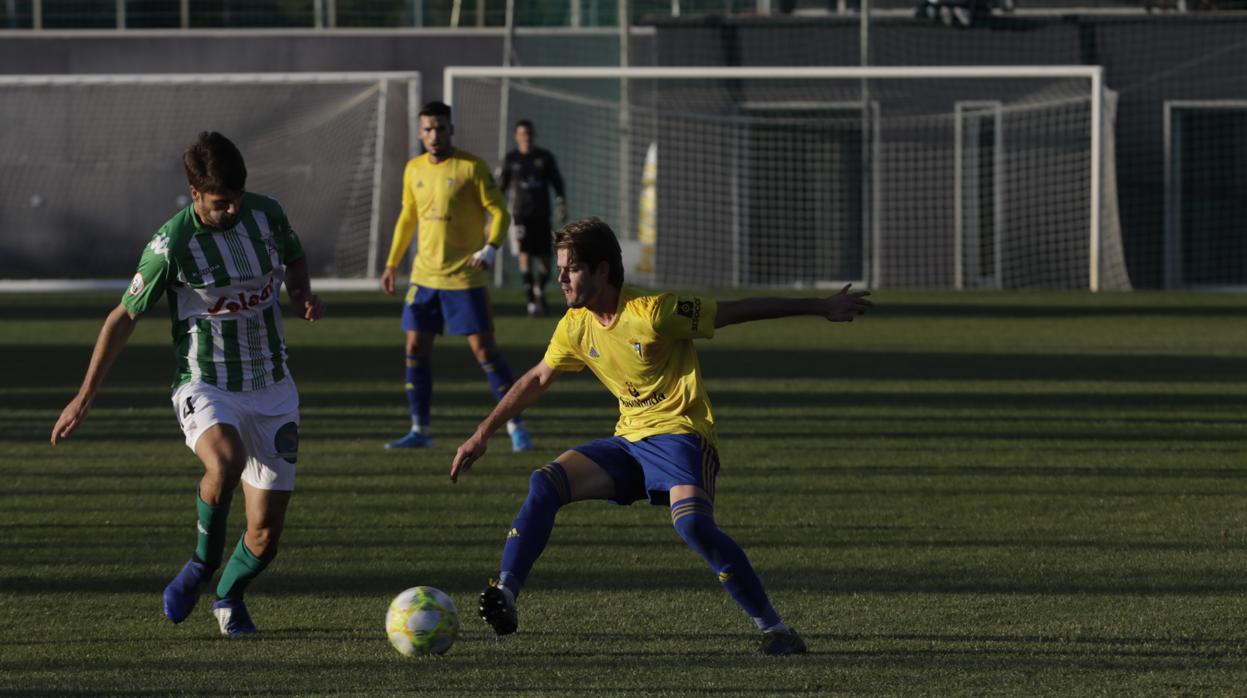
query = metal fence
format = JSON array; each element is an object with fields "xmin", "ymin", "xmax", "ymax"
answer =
[{"xmin": 2, "ymin": 0, "xmax": 1241, "ymax": 31}]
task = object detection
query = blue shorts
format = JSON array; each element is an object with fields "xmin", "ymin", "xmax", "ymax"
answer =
[
  {"xmin": 401, "ymin": 285, "xmax": 493, "ymax": 336},
  {"xmin": 570, "ymin": 433, "xmax": 720, "ymax": 506}
]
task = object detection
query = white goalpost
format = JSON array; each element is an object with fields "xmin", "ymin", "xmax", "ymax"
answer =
[
  {"xmin": 445, "ymin": 65, "xmax": 1130, "ymax": 291},
  {"xmin": 0, "ymin": 72, "xmax": 420, "ymax": 289}
]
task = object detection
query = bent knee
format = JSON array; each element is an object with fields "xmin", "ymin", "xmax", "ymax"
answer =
[
  {"xmin": 202, "ymin": 453, "xmax": 246, "ymax": 485},
  {"xmin": 528, "ymin": 463, "xmax": 571, "ymax": 506},
  {"xmin": 245, "ymin": 528, "xmax": 280, "ymax": 558},
  {"xmin": 672, "ymin": 515, "xmax": 720, "ymax": 544},
  {"xmin": 670, "ymin": 498, "xmax": 718, "ymax": 539}
]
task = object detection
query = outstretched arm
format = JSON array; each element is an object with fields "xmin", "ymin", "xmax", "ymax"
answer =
[
  {"xmin": 51, "ymin": 304, "xmax": 139, "ymax": 444},
  {"xmin": 450, "ymin": 360, "xmax": 560, "ymax": 483},
  {"xmin": 714, "ymin": 283, "xmax": 873, "ymax": 329}
]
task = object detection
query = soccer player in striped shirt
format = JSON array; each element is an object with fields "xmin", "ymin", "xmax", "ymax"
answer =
[
  {"xmin": 51, "ymin": 132, "xmax": 324, "ymax": 637},
  {"xmin": 450, "ymin": 217, "xmax": 872, "ymax": 655},
  {"xmin": 380, "ymin": 101, "xmax": 532, "ymax": 452}
]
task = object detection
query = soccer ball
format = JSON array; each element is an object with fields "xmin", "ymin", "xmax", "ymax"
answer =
[{"xmin": 385, "ymin": 586, "xmax": 460, "ymax": 656}]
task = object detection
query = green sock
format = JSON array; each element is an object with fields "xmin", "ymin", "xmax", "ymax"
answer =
[
  {"xmin": 194, "ymin": 490, "xmax": 230, "ymax": 569},
  {"xmin": 215, "ymin": 536, "xmax": 270, "ymax": 600}
]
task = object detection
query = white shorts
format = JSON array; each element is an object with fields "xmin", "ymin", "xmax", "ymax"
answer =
[{"xmin": 171, "ymin": 378, "xmax": 300, "ymax": 491}]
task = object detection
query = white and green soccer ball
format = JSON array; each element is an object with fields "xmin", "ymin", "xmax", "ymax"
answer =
[{"xmin": 385, "ymin": 586, "xmax": 460, "ymax": 656}]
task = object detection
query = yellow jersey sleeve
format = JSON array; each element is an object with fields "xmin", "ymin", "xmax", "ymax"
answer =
[
  {"xmin": 543, "ymin": 314, "xmax": 586, "ymax": 372},
  {"xmin": 652, "ymin": 293, "xmax": 717, "ymax": 340},
  {"xmin": 384, "ymin": 159, "xmax": 419, "ymax": 269},
  {"xmin": 474, "ymin": 158, "xmax": 510, "ymax": 248}
]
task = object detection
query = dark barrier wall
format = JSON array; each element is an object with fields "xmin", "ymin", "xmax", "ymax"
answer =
[
  {"xmin": 652, "ymin": 16, "xmax": 1247, "ymax": 288},
  {"xmin": 0, "ymin": 30, "xmax": 656, "ymax": 96}
]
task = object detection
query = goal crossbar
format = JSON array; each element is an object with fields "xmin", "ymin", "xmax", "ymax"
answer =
[
  {"xmin": 444, "ymin": 65, "xmax": 1103, "ymax": 98},
  {"xmin": 0, "ymin": 72, "xmax": 422, "ymax": 87}
]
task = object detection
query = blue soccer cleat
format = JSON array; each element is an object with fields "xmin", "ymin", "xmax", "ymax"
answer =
[
  {"xmin": 509, "ymin": 425, "xmax": 533, "ymax": 452},
  {"xmin": 385, "ymin": 431, "xmax": 432, "ymax": 449},
  {"xmin": 163, "ymin": 558, "xmax": 213, "ymax": 624},
  {"xmin": 211, "ymin": 598, "xmax": 257, "ymax": 636}
]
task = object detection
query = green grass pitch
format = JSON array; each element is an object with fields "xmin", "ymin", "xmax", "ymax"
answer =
[{"xmin": 3, "ymin": 289, "xmax": 1247, "ymax": 696}]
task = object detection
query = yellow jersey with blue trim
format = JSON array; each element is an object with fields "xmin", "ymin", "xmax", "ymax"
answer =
[
  {"xmin": 543, "ymin": 288, "xmax": 720, "ymax": 448},
  {"xmin": 384, "ymin": 149, "xmax": 510, "ymax": 290}
]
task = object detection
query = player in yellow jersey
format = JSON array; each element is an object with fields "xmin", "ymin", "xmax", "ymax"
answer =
[
  {"xmin": 449, "ymin": 217, "xmax": 872, "ymax": 655},
  {"xmin": 380, "ymin": 101, "xmax": 532, "ymax": 452}
]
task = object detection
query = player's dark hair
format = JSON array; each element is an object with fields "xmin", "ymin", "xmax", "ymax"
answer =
[
  {"xmin": 555, "ymin": 217, "xmax": 624, "ymax": 289},
  {"xmin": 419, "ymin": 101, "xmax": 452, "ymax": 120},
  {"xmin": 514, "ymin": 119, "xmax": 535, "ymax": 134},
  {"xmin": 183, "ymin": 131, "xmax": 246, "ymax": 193}
]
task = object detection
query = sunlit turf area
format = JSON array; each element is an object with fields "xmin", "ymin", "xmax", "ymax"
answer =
[{"xmin": 4, "ymin": 288, "xmax": 1247, "ymax": 696}]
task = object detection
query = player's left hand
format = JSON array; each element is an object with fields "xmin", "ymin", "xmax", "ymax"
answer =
[
  {"xmin": 468, "ymin": 244, "xmax": 497, "ymax": 270},
  {"xmin": 450, "ymin": 433, "xmax": 489, "ymax": 483},
  {"xmin": 822, "ymin": 284, "xmax": 873, "ymax": 322},
  {"xmin": 291, "ymin": 292, "xmax": 325, "ymax": 322}
]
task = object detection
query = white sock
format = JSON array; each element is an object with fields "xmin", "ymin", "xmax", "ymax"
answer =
[{"xmin": 758, "ymin": 620, "xmax": 789, "ymax": 634}]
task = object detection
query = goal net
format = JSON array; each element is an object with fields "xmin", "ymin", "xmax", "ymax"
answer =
[
  {"xmin": 446, "ymin": 66, "xmax": 1130, "ymax": 291},
  {"xmin": 0, "ymin": 72, "xmax": 420, "ymax": 282}
]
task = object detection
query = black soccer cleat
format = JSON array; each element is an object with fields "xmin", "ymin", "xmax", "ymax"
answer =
[
  {"xmin": 757, "ymin": 628, "xmax": 808, "ymax": 656},
  {"xmin": 478, "ymin": 584, "xmax": 518, "ymax": 637}
]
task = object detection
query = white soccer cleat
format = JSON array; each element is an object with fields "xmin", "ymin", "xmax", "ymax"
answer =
[{"xmin": 211, "ymin": 598, "xmax": 257, "ymax": 636}]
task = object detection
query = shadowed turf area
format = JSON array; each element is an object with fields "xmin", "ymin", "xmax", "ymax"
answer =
[{"xmin": 2, "ymin": 289, "xmax": 1247, "ymax": 696}]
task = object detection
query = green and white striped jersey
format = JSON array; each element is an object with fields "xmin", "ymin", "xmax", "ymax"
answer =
[{"xmin": 122, "ymin": 193, "xmax": 305, "ymax": 391}]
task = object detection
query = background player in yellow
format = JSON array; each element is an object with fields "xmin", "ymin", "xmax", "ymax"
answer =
[
  {"xmin": 380, "ymin": 101, "xmax": 532, "ymax": 451},
  {"xmin": 449, "ymin": 217, "xmax": 873, "ymax": 655}
]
